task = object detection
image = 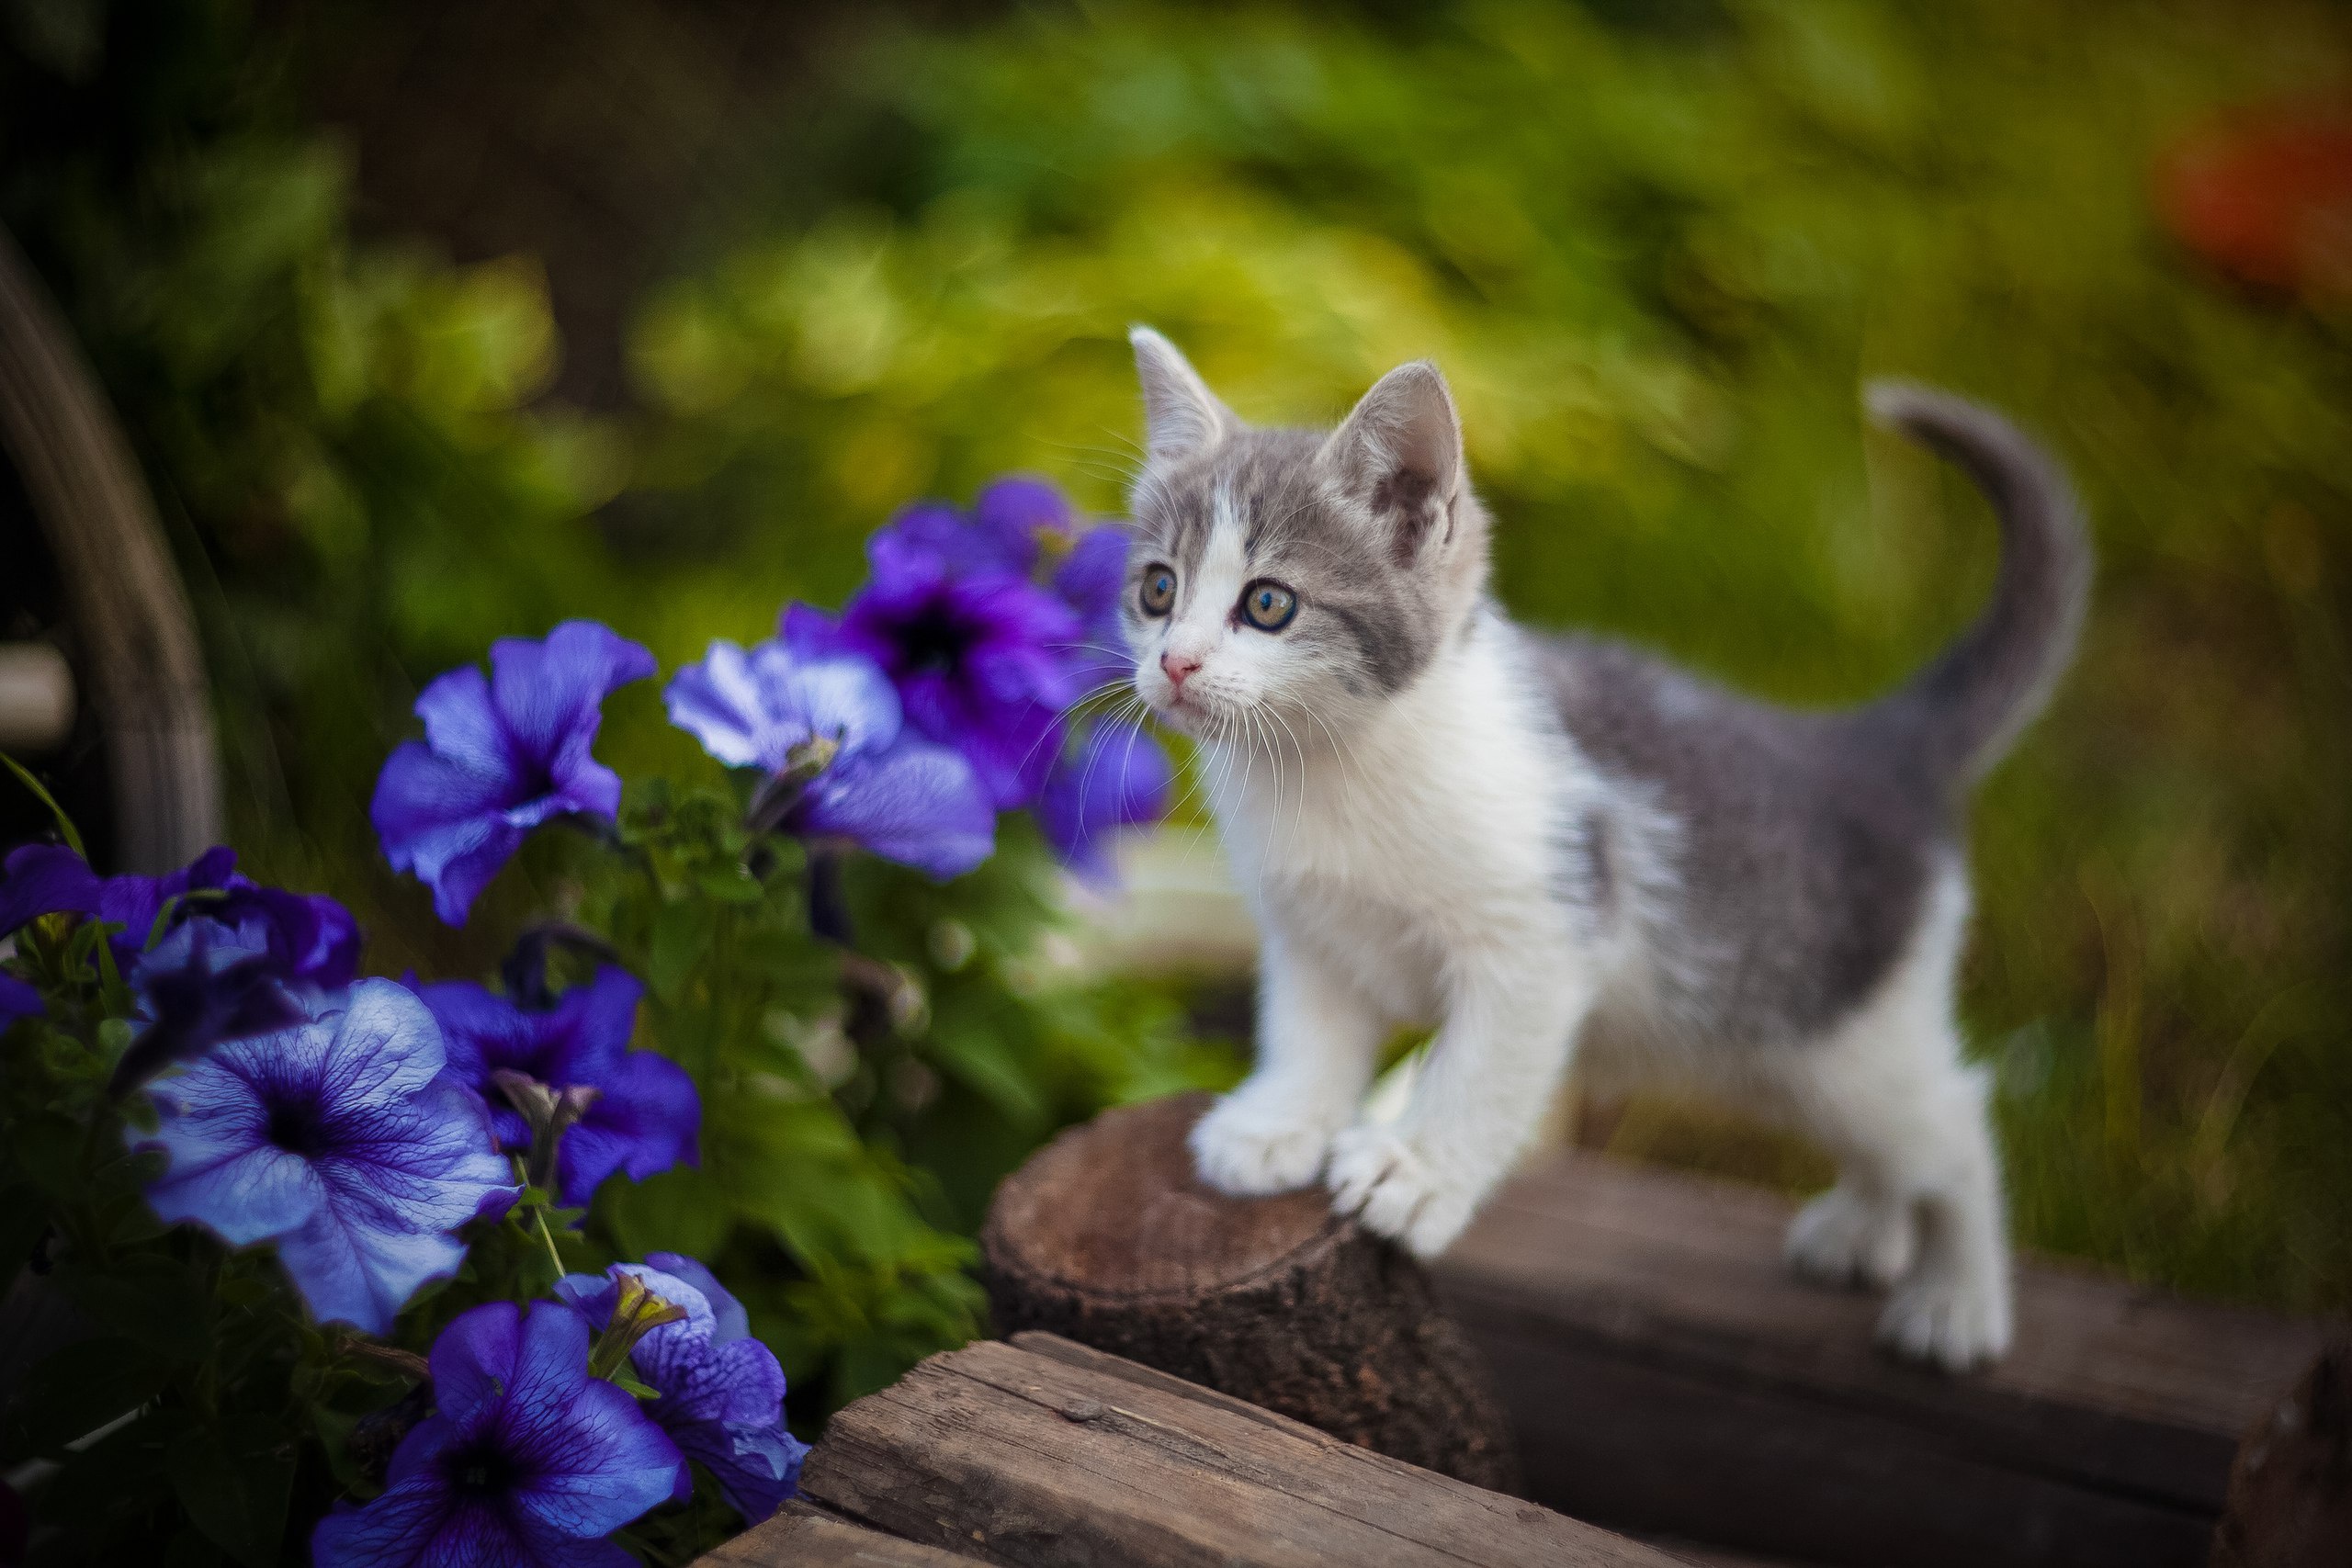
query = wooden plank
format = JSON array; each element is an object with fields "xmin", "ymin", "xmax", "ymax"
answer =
[
  {"xmin": 800, "ymin": 1333, "xmax": 1687, "ymax": 1567},
  {"xmin": 1434, "ymin": 1150, "xmax": 2335, "ymax": 1568},
  {"xmin": 706, "ymin": 1502, "xmax": 979, "ymax": 1565}
]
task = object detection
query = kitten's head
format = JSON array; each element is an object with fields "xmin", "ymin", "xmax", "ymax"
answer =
[{"xmin": 1121, "ymin": 328, "xmax": 1489, "ymax": 739}]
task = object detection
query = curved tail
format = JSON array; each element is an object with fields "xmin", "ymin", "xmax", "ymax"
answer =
[{"xmin": 1860, "ymin": 380, "xmax": 2091, "ymax": 786}]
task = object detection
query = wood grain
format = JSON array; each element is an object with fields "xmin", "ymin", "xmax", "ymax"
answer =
[
  {"xmin": 984, "ymin": 1093, "xmax": 1519, "ymax": 1490},
  {"xmin": 705, "ymin": 1503, "xmax": 980, "ymax": 1566},
  {"xmin": 801, "ymin": 1334, "xmax": 1683, "ymax": 1567},
  {"xmin": 1435, "ymin": 1150, "xmax": 2338, "ymax": 1567}
]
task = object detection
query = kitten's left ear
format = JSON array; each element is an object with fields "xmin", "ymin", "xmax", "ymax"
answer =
[{"xmin": 1320, "ymin": 361, "xmax": 1464, "ymax": 567}]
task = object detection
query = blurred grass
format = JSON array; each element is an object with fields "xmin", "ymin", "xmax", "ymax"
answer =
[
  {"xmin": 625, "ymin": 0, "xmax": 2352, "ymax": 1313},
  {"xmin": 7, "ymin": 0, "xmax": 2349, "ymax": 1314}
]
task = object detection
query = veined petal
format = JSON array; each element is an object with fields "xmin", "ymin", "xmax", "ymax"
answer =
[
  {"xmin": 749, "ymin": 646, "xmax": 901, "ymax": 759},
  {"xmin": 308, "ymin": 1470, "xmax": 458, "ymax": 1568},
  {"xmin": 553, "ymin": 1047, "xmax": 698, "ymax": 1206},
  {"xmin": 144, "ymin": 1138, "xmax": 324, "ymax": 1247},
  {"xmin": 426, "ymin": 1301, "xmax": 527, "ymax": 1424},
  {"xmin": 662, "ymin": 641, "xmax": 774, "ymax": 769},
  {"xmin": 311, "ymin": 978, "xmax": 448, "ymax": 1109},
  {"xmin": 488, "ymin": 621, "xmax": 655, "ymax": 767},
  {"xmin": 540, "ymin": 965, "xmax": 644, "ymax": 1084},
  {"xmin": 645, "ymin": 1252, "xmax": 749, "ymax": 1342},
  {"xmin": 370, "ymin": 741, "xmax": 518, "ymax": 870},
  {"xmin": 275, "ymin": 1198, "xmax": 469, "ymax": 1335},
  {"xmin": 799, "ymin": 737, "xmax": 995, "ymax": 879}
]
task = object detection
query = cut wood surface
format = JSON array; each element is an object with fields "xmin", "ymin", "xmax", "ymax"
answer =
[
  {"xmin": 1435, "ymin": 1149, "xmax": 2338, "ymax": 1568},
  {"xmin": 2210, "ymin": 1339, "xmax": 2352, "ymax": 1568},
  {"xmin": 798, "ymin": 1331, "xmax": 1684, "ymax": 1567},
  {"xmin": 982, "ymin": 1091, "xmax": 1519, "ymax": 1491}
]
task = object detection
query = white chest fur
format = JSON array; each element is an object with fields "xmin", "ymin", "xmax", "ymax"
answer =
[{"xmin": 1201, "ymin": 616, "xmax": 1584, "ymax": 1025}]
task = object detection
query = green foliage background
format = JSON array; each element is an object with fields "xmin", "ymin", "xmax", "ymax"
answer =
[{"xmin": 5, "ymin": 0, "xmax": 2348, "ymax": 1417}]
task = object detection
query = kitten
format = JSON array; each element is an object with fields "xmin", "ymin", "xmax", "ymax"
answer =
[{"xmin": 1118, "ymin": 328, "xmax": 2087, "ymax": 1371}]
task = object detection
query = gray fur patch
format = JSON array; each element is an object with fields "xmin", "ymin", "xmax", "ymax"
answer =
[
  {"xmin": 1537, "ymin": 635, "xmax": 1949, "ymax": 1045},
  {"xmin": 1127, "ymin": 426, "xmax": 1443, "ymax": 694}
]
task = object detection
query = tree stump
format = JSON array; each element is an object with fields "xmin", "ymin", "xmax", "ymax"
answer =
[
  {"xmin": 980, "ymin": 1092, "xmax": 1521, "ymax": 1493},
  {"xmin": 2210, "ymin": 1340, "xmax": 2352, "ymax": 1568}
]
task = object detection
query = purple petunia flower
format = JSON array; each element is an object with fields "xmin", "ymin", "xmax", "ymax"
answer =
[
  {"xmin": 0, "ymin": 842, "xmax": 102, "ymax": 936},
  {"xmin": 968, "ymin": 475, "xmax": 1076, "ymax": 575},
  {"xmin": 555, "ymin": 1256, "xmax": 808, "ymax": 1523},
  {"xmin": 786, "ymin": 521, "xmax": 1081, "ymax": 809},
  {"xmin": 113, "ymin": 917, "xmax": 313, "ymax": 1094},
  {"xmin": 103, "ymin": 846, "xmax": 362, "ymax": 988},
  {"xmin": 1037, "ymin": 716, "xmax": 1174, "ymax": 886},
  {"xmin": 410, "ymin": 966, "xmax": 699, "ymax": 1209},
  {"xmin": 664, "ymin": 639, "xmax": 994, "ymax": 880},
  {"xmin": 135, "ymin": 979, "xmax": 514, "ymax": 1333},
  {"xmin": 311, "ymin": 1300, "xmax": 683, "ymax": 1568},
  {"xmin": 371, "ymin": 621, "xmax": 656, "ymax": 927},
  {"xmin": 1050, "ymin": 520, "xmax": 1138, "ymax": 700}
]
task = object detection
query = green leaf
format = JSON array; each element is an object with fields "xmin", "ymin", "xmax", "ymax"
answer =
[
  {"xmin": 647, "ymin": 897, "xmax": 715, "ymax": 1004},
  {"xmin": 697, "ymin": 867, "xmax": 763, "ymax": 904},
  {"xmin": 59, "ymin": 1255, "xmax": 213, "ymax": 1365},
  {"xmin": 608, "ymin": 1368, "xmax": 662, "ymax": 1400},
  {"xmin": 7, "ymin": 1336, "xmax": 170, "ymax": 1454},
  {"xmin": 1, "ymin": 752, "xmax": 87, "ymax": 855},
  {"xmin": 168, "ymin": 1415, "xmax": 296, "ymax": 1568},
  {"xmin": 599, "ymin": 1162, "xmax": 734, "ymax": 1263},
  {"xmin": 0, "ymin": 1179, "xmax": 52, "ymax": 1279}
]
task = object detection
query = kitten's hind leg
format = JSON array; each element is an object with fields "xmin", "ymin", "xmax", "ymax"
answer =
[
  {"xmin": 1785, "ymin": 875, "xmax": 2013, "ymax": 1371},
  {"xmin": 1192, "ymin": 933, "xmax": 1382, "ymax": 1196},
  {"xmin": 1873, "ymin": 1051, "xmax": 2013, "ymax": 1371}
]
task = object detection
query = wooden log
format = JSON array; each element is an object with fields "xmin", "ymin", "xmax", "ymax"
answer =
[
  {"xmin": 2209, "ymin": 1340, "xmax": 2352, "ymax": 1568},
  {"xmin": 1433, "ymin": 1149, "xmax": 2338, "ymax": 1568},
  {"xmin": 797, "ymin": 1331, "xmax": 1683, "ymax": 1567},
  {"xmin": 980, "ymin": 1092, "xmax": 1519, "ymax": 1492},
  {"xmin": 705, "ymin": 1501, "xmax": 977, "ymax": 1566}
]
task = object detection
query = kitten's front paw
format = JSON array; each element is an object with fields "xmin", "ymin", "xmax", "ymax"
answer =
[
  {"xmin": 1876, "ymin": 1269, "xmax": 2013, "ymax": 1371},
  {"xmin": 1190, "ymin": 1096, "xmax": 1334, "ymax": 1196},
  {"xmin": 1325, "ymin": 1125, "xmax": 1480, "ymax": 1258},
  {"xmin": 1787, "ymin": 1185, "xmax": 1916, "ymax": 1290}
]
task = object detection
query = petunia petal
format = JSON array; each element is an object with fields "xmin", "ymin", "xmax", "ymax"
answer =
[
  {"xmin": 798, "ymin": 737, "xmax": 995, "ymax": 880},
  {"xmin": 0, "ymin": 973, "xmax": 41, "ymax": 1028},
  {"xmin": 488, "ymin": 621, "xmax": 655, "ymax": 771},
  {"xmin": 645, "ymin": 1252, "xmax": 749, "ymax": 1342},
  {"xmin": 0, "ymin": 843, "xmax": 103, "ymax": 937},
  {"xmin": 1037, "ymin": 718, "xmax": 1173, "ymax": 886}
]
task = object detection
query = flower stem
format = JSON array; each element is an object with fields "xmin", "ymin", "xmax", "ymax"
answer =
[{"xmin": 533, "ymin": 1202, "xmax": 567, "ymax": 1281}]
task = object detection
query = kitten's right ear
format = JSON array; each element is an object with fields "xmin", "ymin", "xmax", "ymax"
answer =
[{"xmin": 1131, "ymin": 326, "xmax": 1234, "ymax": 463}]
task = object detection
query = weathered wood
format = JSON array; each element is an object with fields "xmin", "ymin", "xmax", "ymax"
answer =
[
  {"xmin": 2209, "ymin": 1341, "xmax": 2352, "ymax": 1568},
  {"xmin": 799, "ymin": 1333, "xmax": 1683, "ymax": 1567},
  {"xmin": 703, "ymin": 1500, "xmax": 978, "ymax": 1566},
  {"xmin": 1434, "ymin": 1149, "xmax": 2338, "ymax": 1568},
  {"xmin": 0, "ymin": 222, "xmax": 220, "ymax": 872},
  {"xmin": 981, "ymin": 1092, "xmax": 1519, "ymax": 1491}
]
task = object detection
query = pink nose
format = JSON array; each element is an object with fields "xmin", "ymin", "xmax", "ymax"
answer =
[{"xmin": 1160, "ymin": 652, "xmax": 1202, "ymax": 689}]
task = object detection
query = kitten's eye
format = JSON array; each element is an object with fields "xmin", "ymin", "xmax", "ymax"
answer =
[
  {"xmin": 1138, "ymin": 565, "xmax": 1177, "ymax": 617},
  {"xmin": 1238, "ymin": 580, "xmax": 1298, "ymax": 632}
]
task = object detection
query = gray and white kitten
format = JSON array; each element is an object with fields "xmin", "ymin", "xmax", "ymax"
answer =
[{"xmin": 1118, "ymin": 328, "xmax": 2087, "ymax": 1370}]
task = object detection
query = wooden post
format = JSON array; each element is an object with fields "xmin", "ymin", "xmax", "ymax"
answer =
[
  {"xmin": 980, "ymin": 1092, "xmax": 1521, "ymax": 1493},
  {"xmin": 2209, "ymin": 1341, "xmax": 2352, "ymax": 1568}
]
